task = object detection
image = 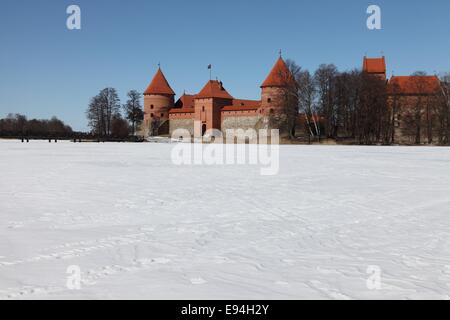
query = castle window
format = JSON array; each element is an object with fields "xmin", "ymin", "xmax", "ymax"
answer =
[
  {"xmin": 267, "ymin": 98, "xmax": 272, "ymax": 103},
  {"xmin": 161, "ymin": 113, "xmax": 164, "ymax": 117},
  {"xmin": 150, "ymin": 113, "xmax": 154, "ymax": 118},
  {"xmin": 202, "ymin": 106, "xmax": 205, "ymax": 112},
  {"xmin": 151, "ymin": 105, "xmax": 154, "ymax": 109}
]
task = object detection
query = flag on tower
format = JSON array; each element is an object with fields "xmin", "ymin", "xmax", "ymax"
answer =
[{"xmin": 208, "ymin": 64, "xmax": 212, "ymax": 80}]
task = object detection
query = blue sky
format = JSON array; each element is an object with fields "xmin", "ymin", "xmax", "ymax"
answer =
[{"xmin": 1, "ymin": 0, "xmax": 449, "ymax": 131}]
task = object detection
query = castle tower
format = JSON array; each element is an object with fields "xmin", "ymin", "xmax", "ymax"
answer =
[
  {"xmin": 143, "ymin": 67, "xmax": 175, "ymax": 136},
  {"xmin": 194, "ymin": 80, "xmax": 233, "ymax": 137},
  {"xmin": 363, "ymin": 56, "xmax": 387, "ymax": 80},
  {"xmin": 260, "ymin": 56, "xmax": 293, "ymax": 116}
]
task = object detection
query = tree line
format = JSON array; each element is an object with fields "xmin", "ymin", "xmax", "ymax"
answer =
[
  {"xmin": 86, "ymin": 88, "xmax": 144, "ymax": 139},
  {"xmin": 280, "ymin": 61, "xmax": 450, "ymax": 145},
  {"xmin": 0, "ymin": 114, "xmax": 73, "ymax": 138}
]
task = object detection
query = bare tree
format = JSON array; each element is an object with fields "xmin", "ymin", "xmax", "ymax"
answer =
[
  {"xmin": 86, "ymin": 95, "xmax": 104, "ymax": 137},
  {"xmin": 111, "ymin": 115, "xmax": 130, "ymax": 139},
  {"xmin": 123, "ymin": 90, "xmax": 144, "ymax": 136},
  {"xmin": 334, "ymin": 71, "xmax": 361, "ymax": 139},
  {"xmin": 355, "ymin": 73, "xmax": 388, "ymax": 144},
  {"xmin": 297, "ymin": 70, "xmax": 320, "ymax": 139},
  {"xmin": 283, "ymin": 59, "xmax": 301, "ymax": 139},
  {"xmin": 388, "ymin": 80, "xmax": 402, "ymax": 144},
  {"xmin": 411, "ymin": 75, "xmax": 428, "ymax": 144},
  {"xmin": 438, "ymin": 74, "xmax": 450, "ymax": 144},
  {"xmin": 86, "ymin": 88, "xmax": 121, "ymax": 137},
  {"xmin": 314, "ymin": 64, "xmax": 338, "ymax": 138},
  {"xmin": 102, "ymin": 88, "xmax": 121, "ymax": 136}
]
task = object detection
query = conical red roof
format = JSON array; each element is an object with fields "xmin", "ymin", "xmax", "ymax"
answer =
[
  {"xmin": 261, "ymin": 57, "xmax": 293, "ymax": 88},
  {"xmin": 144, "ymin": 68, "xmax": 175, "ymax": 95},
  {"xmin": 196, "ymin": 80, "xmax": 233, "ymax": 99}
]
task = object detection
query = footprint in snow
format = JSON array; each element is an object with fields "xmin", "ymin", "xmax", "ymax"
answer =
[
  {"xmin": 190, "ymin": 277, "xmax": 207, "ymax": 285},
  {"xmin": 153, "ymin": 258, "xmax": 171, "ymax": 264}
]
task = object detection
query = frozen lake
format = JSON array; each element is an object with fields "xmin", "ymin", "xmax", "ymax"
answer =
[{"xmin": 1, "ymin": 140, "xmax": 450, "ymax": 299}]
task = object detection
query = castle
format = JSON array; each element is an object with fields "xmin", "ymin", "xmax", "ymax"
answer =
[
  {"xmin": 363, "ymin": 56, "xmax": 442, "ymax": 144},
  {"xmin": 142, "ymin": 56, "xmax": 292, "ymax": 138},
  {"xmin": 142, "ymin": 55, "xmax": 444, "ymax": 144}
]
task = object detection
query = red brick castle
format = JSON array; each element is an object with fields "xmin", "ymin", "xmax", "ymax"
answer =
[
  {"xmin": 142, "ymin": 55, "xmax": 444, "ymax": 144},
  {"xmin": 142, "ymin": 56, "xmax": 292, "ymax": 138}
]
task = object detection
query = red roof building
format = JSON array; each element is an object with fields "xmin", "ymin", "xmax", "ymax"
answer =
[
  {"xmin": 388, "ymin": 76, "xmax": 441, "ymax": 95},
  {"xmin": 386, "ymin": 71, "xmax": 443, "ymax": 144}
]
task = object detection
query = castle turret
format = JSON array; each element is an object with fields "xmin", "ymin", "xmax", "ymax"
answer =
[
  {"xmin": 363, "ymin": 56, "xmax": 386, "ymax": 80},
  {"xmin": 143, "ymin": 67, "xmax": 175, "ymax": 136},
  {"xmin": 260, "ymin": 56, "xmax": 293, "ymax": 116}
]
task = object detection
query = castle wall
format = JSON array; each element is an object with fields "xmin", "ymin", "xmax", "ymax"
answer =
[
  {"xmin": 221, "ymin": 113, "xmax": 261, "ymax": 132},
  {"xmin": 169, "ymin": 117, "xmax": 195, "ymax": 137}
]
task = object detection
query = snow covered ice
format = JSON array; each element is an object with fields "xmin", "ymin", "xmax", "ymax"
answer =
[{"xmin": 1, "ymin": 140, "xmax": 450, "ymax": 299}]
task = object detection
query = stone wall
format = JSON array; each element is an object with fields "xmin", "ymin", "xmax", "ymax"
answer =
[
  {"xmin": 169, "ymin": 118, "xmax": 195, "ymax": 138},
  {"xmin": 221, "ymin": 115, "xmax": 261, "ymax": 132}
]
